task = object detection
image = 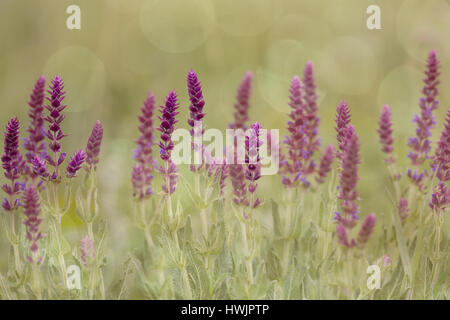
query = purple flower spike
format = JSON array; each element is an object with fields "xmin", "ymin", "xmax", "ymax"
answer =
[
  {"xmin": 66, "ymin": 149, "xmax": 86, "ymax": 178},
  {"xmin": 86, "ymin": 120, "xmax": 103, "ymax": 171},
  {"xmin": 45, "ymin": 75, "xmax": 67, "ymax": 180},
  {"xmin": 408, "ymin": 50, "xmax": 440, "ymax": 166},
  {"xmin": 2, "ymin": 117, "xmax": 23, "ymax": 178},
  {"xmin": 335, "ymin": 100, "xmax": 351, "ymax": 160},
  {"xmin": 338, "ymin": 125, "xmax": 360, "ymax": 228},
  {"xmin": 378, "ymin": 104, "xmax": 394, "ymax": 164},
  {"xmin": 357, "ymin": 213, "xmax": 376, "ymax": 244},
  {"xmin": 282, "ymin": 75, "xmax": 306, "ymax": 188},
  {"xmin": 431, "ymin": 110, "xmax": 450, "ymax": 182},
  {"xmin": 429, "ymin": 182, "xmax": 449, "ymax": 212},
  {"xmin": 187, "ymin": 70, "xmax": 206, "ymax": 133},
  {"xmin": 316, "ymin": 145, "xmax": 335, "ymax": 184},
  {"xmin": 231, "ymin": 72, "xmax": 252, "ymax": 130},
  {"xmin": 158, "ymin": 91, "xmax": 179, "ymax": 162},
  {"xmin": 22, "ymin": 184, "xmax": 43, "ymax": 256},
  {"xmin": 229, "ymin": 163, "xmax": 248, "ymax": 207},
  {"xmin": 24, "ymin": 76, "xmax": 46, "ymax": 164},
  {"xmin": 302, "ymin": 61, "xmax": 320, "ymax": 162}
]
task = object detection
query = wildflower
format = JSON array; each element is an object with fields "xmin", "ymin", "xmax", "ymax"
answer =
[
  {"xmin": 229, "ymin": 163, "xmax": 248, "ymax": 207},
  {"xmin": 357, "ymin": 213, "xmax": 376, "ymax": 245},
  {"xmin": 230, "ymin": 72, "xmax": 252, "ymax": 130},
  {"xmin": 80, "ymin": 235, "xmax": 95, "ymax": 266},
  {"xmin": 336, "ymin": 223, "xmax": 355, "ymax": 248},
  {"xmin": 24, "ymin": 76, "xmax": 46, "ymax": 163},
  {"xmin": 66, "ymin": 149, "xmax": 86, "ymax": 178},
  {"xmin": 316, "ymin": 145, "xmax": 335, "ymax": 184},
  {"xmin": 335, "ymin": 100, "xmax": 351, "ymax": 160},
  {"xmin": 86, "ymin": 120, "xmax": 103, "ymax": 171},
  {"xmin": 22, "ymin": 184, "xmax": 43, "ymax": 256},
  {"xmin": 408, "ymin": 50, "xmax": 440, "ymax": 166},
  {"xmin": 282, "ymin": 76, "xmax": 306, "ymax": 187},
  {"xmin": 336, "ymin": 125, "xmax": 360, "ymax": 228},
  {"xmin": 245, "ymin": 122, "xmax": 262, "ymax": 208},
  {"xmin": 431, "ymin": 110, "xmax": 450, "ymax": 182},
  {"xmin": 378, "ymin": 104, "xmax": 394, "ymax": 164},
  {"xmin": 158, "ymin": 91, "xmax": 179, "ymax": 162},
  {"xmin": 44, "ymin": 75, "xmax": 67, "ymax": 181},
  {"xmin": 302, "ymin": 61, "xmax": 320, "ymax": 167},
  {"xmin": 398, "ymin": 197, "xmax": 409, "ymax": 220},
  {"xmin": 2, "ymin": 117, "xmax": 24, "ymax": 212},
  {"xmin": 158, "ymin": 91, "xmax": 179, "ymax": 195}
]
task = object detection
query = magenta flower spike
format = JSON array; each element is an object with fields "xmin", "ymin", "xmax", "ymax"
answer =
[
  {"xmin": 158, "ymin": 91, "xmax": 179, "ymax": 195},
  {"xmin": 66, "ymin": 149, "xmax": 86, "ymax": 178},
  {"xmin": 158, "ymin": 91, "xmax": 179, "ymax": 162},
  {"xmin": 229, "ymin": 163, "xmax": 248, "ymax": 207},
  {"xmin": 1, "ymin": 117, "xmax": 25, "ymax": 212},
  {"xmin": 24, "ymin": 76, "xmax": 46, "ymax": 164},
  {"xmin": 408, "ymin": 50, "xmax": 440, "ymax": 166},
  {"xmin": 357, "ymin": 213, "xmax": 376, "ymax": 245},
  {"xmin": 282, "ymin": 75, "xmax": 306, "ymax": 188},
  {"xmin": 378, "ymin": 104, "xmax": 394, "ymax": 164},
  {"xmin": 31, "ymin": 156, "xmax": 49, "ymax": 179},
  {"xmin": 231, "ymin": 72, "xmax": 252, "ymax": 130},
  {"xmin": 22, "ymin": 184, "xmax": 43, "ymax": 257},
  {"xmin": 302, "ymin": 61, "xmax": 320, "ymax": 164},
  {"xmin": 316, "ymin": 145, "xmax": 335, "ymax": 184},
  {"xmin": 335, "ymin": 100, "xmax": 351, "ymax": 160},
  {"xmin": 336, "ymin": 125, "xmax": 360, "ymax": 228},
  {"xmin": 86, "ymin": 120, "xmax": 103, "ymax": 172},
  {"xmin": 245, "ymin": 122, "xmax": 263, "ymax": 208},
  {"xmin": 187, "ymin": 70, "xmax": 206, "ymax": 133},
  {"xmin": 44, "ymin": 75, "xmax": 67, "ymax": 181},
  {"xmin": 431, "ymin": 110, "xmax": 450, "ymax": 182}
]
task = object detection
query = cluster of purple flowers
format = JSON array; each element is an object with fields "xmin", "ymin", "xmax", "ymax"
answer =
[{"xmin": 1, "ymin": 75, "xmax": 103, "ymax": 258}]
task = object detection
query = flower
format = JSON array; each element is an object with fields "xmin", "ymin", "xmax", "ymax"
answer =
[
  {"xmin": 337, "ymin": 125, "xmax": 360, "ymax": 228},
  {"xmin": 24, "ymin": 76, "xmax": 46, "ymax": 163},
  {"xmin": 86, "ymin": 120, "xmax": 103, "ymax": 171},
  {"xmin": 378, "ymin": 104, "xmax": 394, "ymax": 163},
  {"xmin": 22, "ymin": 184, "xmax": 43, "ymax": 256},
  {"xmin": 335, "ymin": 100, "xmax": 351, "ymax": 160},
  {"xmin": 80, "ymin": 235, "xmax": 95, "ymax": 266},
  {"xmin": 431, "ymin": 110, "xmax": 450, "ymax": 182},
  {"xmin": 302, "ymin": 61, "xmax": 320, "ymax": 164},
  {"xmin": 229, "ymin": 163, "xmax": 248, "ymax": 207},
  {"xmin": 44, "ymin": 75, "xmax": 67, "ymax": 180},
  {"xmin": 429, "ymin": 182, "xmax": 449, "ymax": 212},
  {"xmin": 282, "ymin": 75, "xmax": 306, "ymax": 187},
  {"xmin": 131, "ymin": 164, "xmax": 152, "ymax": 199},
  {"xmin": 408, "ymin": 50, "xmax": 440, "ymax": 166},
  {"xmin": 336, "ymin": 223, "xmax": 354, "ymax": 247},
  {"xmin": 357, "ymin": 213, "xmax": 376, "ymax": 245},
  {"xmin": 160, "ymin": 160, "xmax": 178, "ymax": 195},
  {"xmin": 316, "ymin": 145, "xmax": 335, "ymax": 184},
  {"xmin": 158, "ymin": 91, "xmax": 179, "ymax": 162},
  {"xmin": 66, "ymin": 149, "xmax": 86, "ymax": 178},
  {"xmin": 187, "ymin": 70, "xmax": 206, "ymax": 133},
  {"xmin": 230, "ymin": 72, "xmax": 252, "ymax": 130}
]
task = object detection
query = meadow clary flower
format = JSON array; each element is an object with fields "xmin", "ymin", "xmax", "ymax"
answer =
[
  {"xmin": 335, "ymin": 100, "xmax": 351, "ymax": 160},
  {"xmin": 245, "ymin": 122, "xmax": 263, "ymax": 208},
  {"xmin": 158, "ymin": 91, "xmax": 179, "ymax": 162},
  {"xmin": 282, "ymin": 76, "xmax": 306, "ymax": 188},
  {"xmin": 22, "ymin": 184, "xmax": 43, "ymax": 256},
  {"xmin": 357, "ymin": 213, "xmax": 376, "ymax": 245},
  {"xmin": 132, "ymin": 92, "xmax": 156, "ymax": 199},
  {"xmin": 431, "ymin": 110, "xmax": 449, "ymax": 182},
  {"xmin": 44, "ymin": 75, "xmax": 67, "ymax": 180},
  {"xmin": 1, "ymin": 117, "xmax": 24, "ymax": 212},
  {"xmin": 378, "ymin": 104, "xmax": 394, "ymax": 164},
  {"xmin": 398, "ymin": 197, "xmax": 409, "ymax": 220},
  {"xmin": 229, "ymin": 162, "xmax": 248, "ymax": 207},
  {"xmin": 408, "ymin": 50, "xmax": 440, "ymax": 166},
  {"xmin": 66, "ymin": 149, "xmax": 86, "ymax": 178},
  {"xmin": 24, "ymin": 76, "xmax": 46, "ymax": 163},
  {"xmin": 86, "ymin": 120, "xmax": 103, "ymax": 172},
  {"xmin": 230, "ymin": 72, "xmax": 252, "ymax": 130},
  {"xmin": 336, "ymin": 125, "xmax": 360, "ymax": 228},
  {"xmin": 31, "ymin": 156, "xmax": 49, "ymax": 179},
  {"xmin": 316, "ymin": 145, "xmax": 335, "ymax": 184},
  {"xmin": 302, "ymin": 61, "xmax": 320, "ymax": 165},
  {"xmin": 158, "ymin": 91, "xmax": 179, "ymax": 195}
]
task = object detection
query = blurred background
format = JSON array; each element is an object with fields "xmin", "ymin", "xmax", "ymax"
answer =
[{"xmin": 0, "ymin": 0, "xmax": 449, "ymax": 278}]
